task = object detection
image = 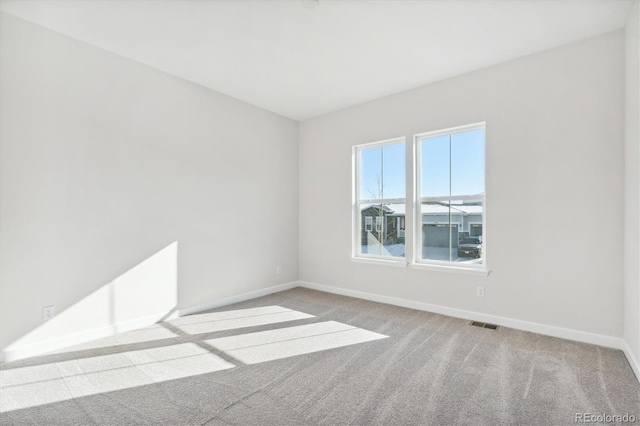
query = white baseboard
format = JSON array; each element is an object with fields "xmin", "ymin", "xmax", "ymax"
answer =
[
  {"xmin": 298, "ymin": 280, "xmax": 624, "ymax": 350},
  {"xmin": 622, "ymin": 340, "xmax": 640, "ymax": 382},
  {"xmin": 1, "ymin": 281, "xmax": 298, "ymax": 364},
  {"xmin": 178, "ymin": 281, "xmax": 299, "ymax": 317}
]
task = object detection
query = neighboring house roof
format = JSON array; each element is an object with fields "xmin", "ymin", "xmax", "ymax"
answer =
[
  {"xmin": 361, "ymin": 205, "xmax": 393, "ymax": 213},
  {"xmin": 385, "ymin": 204, "xmax": 406, "ymax": 216}
]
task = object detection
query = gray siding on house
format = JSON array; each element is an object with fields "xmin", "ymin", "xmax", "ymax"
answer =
[{"xmin": 360, "ymin": 206, "xmax": 404, "ymax": 246}]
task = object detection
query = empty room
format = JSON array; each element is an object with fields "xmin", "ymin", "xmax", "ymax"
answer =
[{"xmin": 1, "ymin": 0, "xmax": 639, "ymax": 424}]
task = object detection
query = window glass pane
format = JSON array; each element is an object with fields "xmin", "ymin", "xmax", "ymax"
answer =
[
  {"xmin": 451, "ymin": 129, "xmax": 485, "ymax": 197},
  {"xmin": 420, "ymin": 135, "xmax": 450, "ymax": 198},
  {"xmin": 359, "ymin": 142, "xmax": 405, "ymax": 200},
  {"xmin": 359, "ymin": 146, "xmax": 382, "ymax": 200},
  {"xmin": 359, "ymin": 203, "xmax": 405, "ymax": 258},
  {"xmin": 420, "ymin": 200, "xmax": 483, "ymax": 264},
  {"xmin": 381, "ymin": 142, "xmax": 405, "ymax": 199}
]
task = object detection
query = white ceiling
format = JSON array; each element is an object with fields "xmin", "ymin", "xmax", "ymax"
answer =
[{"xmin": 0, "ymin": 0, "xmax": 634, "ymax": 121}]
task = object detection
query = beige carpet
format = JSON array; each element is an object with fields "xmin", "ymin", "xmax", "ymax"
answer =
[{"xmin": 1, "ymin": 287, "xmax": 638, "ymax": 425}]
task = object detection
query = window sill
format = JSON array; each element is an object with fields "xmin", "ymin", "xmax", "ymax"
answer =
[
  {"xmin": 350, "ymin": 257, "xmax": 489, "ymax": 276},
  {"xmin": 351, "ymin": 256, "xmax": 408, "ymax": 268},
  {"xmin": 410, "ymin": 262, "xmax": 490, "ymax": 276}
]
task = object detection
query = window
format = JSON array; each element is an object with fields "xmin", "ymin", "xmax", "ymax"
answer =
[
  {"xmin": 415, "ymin": 123, "xmax": 485, "ymax": 268},
  {"xmin": 353, "ymin": 123, "xmax": 485, "ymax": 271},
  {"xmin": 353, "ymin": 138, "xmax": 406, "ymax": 259},
  {"xmin": 365, "ymin": 216, "xmax": 373, "ymax": 232}
]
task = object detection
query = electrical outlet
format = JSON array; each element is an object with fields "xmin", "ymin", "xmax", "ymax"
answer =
[
  {"xmin": 476, "ymin": 287, "xmax": 485, "ymax": 298},
  {"xmin": 43, "ymin": 305, "xmax": 55, "ymax": 321},
  {"xmin": 276, "ymin": 266, "xmax": 282, "ymax": 275}
]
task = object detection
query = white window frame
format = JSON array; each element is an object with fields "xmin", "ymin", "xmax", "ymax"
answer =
[
  {"xmin": 352, "ymin": 137, "xmax": 406, "ymax": 263},
  {"xmin": 413, "ymin": 122, "xmax": 487, "ymax": 272},
  {"xmin": 364, "ymin": 216, "xmax": 373, "ymax": 232}
]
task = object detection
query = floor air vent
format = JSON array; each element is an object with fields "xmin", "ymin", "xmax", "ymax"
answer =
[{"xmin": 470, "ymin": 321, "xmax": 499, "ymax": 330}]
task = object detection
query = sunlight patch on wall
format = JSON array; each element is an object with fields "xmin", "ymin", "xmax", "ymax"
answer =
[{"xmin": 3, "ymin": 242, "xmax": 179, "ymax": 361}]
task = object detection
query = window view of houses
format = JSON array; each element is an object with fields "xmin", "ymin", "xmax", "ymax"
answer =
[
  {"xmin": 360, "ymin": 204, "xmax": 405, "ymax": 257},
  {"xmin": 360, "ymin": 200, "xmax": 483, "ymax": 264}
]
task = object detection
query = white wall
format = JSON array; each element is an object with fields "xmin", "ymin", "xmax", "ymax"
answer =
[
  {"xmin": 299, "ymin": 31, "xmax": 625, "ymax": 340},
  {"xmin": 624, "ymin": 0, "xmax": 640, "ymax": 374},
  {"xmin": 0, "ymin": 13, "xmax": 299, "ymax": 358}
]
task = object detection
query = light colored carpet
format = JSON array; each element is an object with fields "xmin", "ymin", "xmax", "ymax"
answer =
[{"xmin": 1, "ymin": 287, "xmax": 638, "ymax": 425}]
